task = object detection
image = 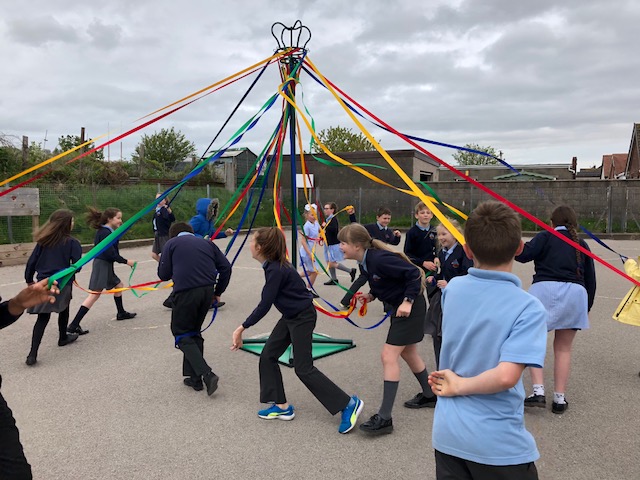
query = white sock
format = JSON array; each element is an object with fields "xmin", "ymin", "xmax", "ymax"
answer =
[
  {"xmin": 532, "ymin": 384, "xmax": 545, "ymax": 396},
  {"xmin": 553, "ymin": 392, "xmax": 566, "ymax": 404}
]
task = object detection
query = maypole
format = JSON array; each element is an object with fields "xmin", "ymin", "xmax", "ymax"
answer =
[{"xmin": 272, "ymin": 21, "xmax": 311, "ymax": 267}]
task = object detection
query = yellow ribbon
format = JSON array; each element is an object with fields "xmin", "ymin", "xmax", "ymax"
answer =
[{"xmin": 276, "ymin": 65, "xmax": 465, "ymax": 243}]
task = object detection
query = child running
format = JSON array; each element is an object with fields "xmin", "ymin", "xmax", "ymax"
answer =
[
  {"xmin": 299, "ymin": 204, "xmax": 320, "ymax": 294},
  {"xmin": 338, "ymin": 223, "xmax": 436, "ymax": 434},
  {"xmin": 428, "ymin": 201, "xmax": 548, "ymax": 479},
  {"xmin": 424, "ymin": 218, "xmax": 473, "ymax": 369},
  {"xmin": 158, "ymin": 222, "xmax": 231, "ymax": 395},
  {"xmin": 341, "ymin": 206, "xmax": 402, "ymax": 307},
  {"xmin": 516, "ymin": 205, "xmax": 596, "ymax": 414},
  {"xmin": 67, "ymin": 207, "xmax": 137, "ymax": 335},
  {"xmin": 230, "ymin": 227, "xmax": 363, "ymax": 434},
  {"xmin": 321, "ymin": 202, "xmax": 357, "ymax": 286},
  {"xmin": 24, "ymin": 209, "xmax": 82, "ymax": 366}
]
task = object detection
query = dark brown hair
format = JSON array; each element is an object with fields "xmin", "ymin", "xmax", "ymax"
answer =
[
  {"xmin": 86, "ymin": 207, "xmax": 121, "ymax": 229},
  {"xmin": 464, "ymin": 201, "xmax": 522, "ymax": 266},
  {"xmin": 324, "ymin": 202, "xmax": 337, "ymax": 215},
  {"xmin": 376, "ymin": 207, "xmax": 392, "ymax": 217},
  {"xmin": 169, "ymin": 222, "xmax": 194, "ymax": 238},
  {"xmin": 34, "ymin": 209, "xmax": 74, "ymax": 248},
  {"xmin": 253, "ymin": 227, "xmax": 288, "ymax": 265},
  {"xmin": 551, "ymin": 205, "xmax": 582, "ymax": 276}
]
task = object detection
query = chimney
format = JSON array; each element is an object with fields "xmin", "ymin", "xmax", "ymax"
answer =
[{"xmin": 571, "ymin": 156, "xmax": 577, "ymax": 178}]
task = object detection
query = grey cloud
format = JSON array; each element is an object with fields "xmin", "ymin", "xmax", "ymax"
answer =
[
  {"xmin": 87, "ymin": 20, "xmax": 123, "ymax": 50},
  {"xmin": 7, "ymin": 15, "xmax": 80, "ymax": 46}
]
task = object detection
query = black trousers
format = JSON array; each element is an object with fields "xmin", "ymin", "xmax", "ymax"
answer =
[
  {"xmin": 340, "ymin": 273, "xmax": 368, "ymax": 305},
  {"xmin": 0, "ymin": 381, "xmax": 32, "ymax": 480},
  {"xmin": 171, "ymin": 286, "xmax": 215, "ymax": 378},
  {"xmin": 435, "ymin": 450, "xmax": 538, "ymax": 480},
  {"xmin": 259, "ymin": 305, "xmax": 351, "ymax": 415}
]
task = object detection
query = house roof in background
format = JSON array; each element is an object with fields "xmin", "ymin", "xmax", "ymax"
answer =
[
  {"xmin": 602, "ymin": 153, "xmax": 628, "ymax": 178},
  {"xmin": 493, "ymin": 170, "xmax": 557, "ymax": 180}
]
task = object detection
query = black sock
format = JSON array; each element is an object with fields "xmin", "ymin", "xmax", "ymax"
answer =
[
  {"xmin": 69, "ymin": 306, "xmax": 89, "ymax": 329},
  {"xmin": 413, "ymin": 368, "xmax": 431, "ymax": 396},
  {"xmin": 58, "ymin": 308, "xmax": 70, "ymax": 341},
  {"xmin": 29, "ymin": 313, "xmax": 51, "ymax": 357},
  {"xmin": 378, "ymin": 380, "xmax": 399, "ymax": 420},
  {"xmin": 114, "ymin": 296, "xmax": 125, "ymax": 315}
]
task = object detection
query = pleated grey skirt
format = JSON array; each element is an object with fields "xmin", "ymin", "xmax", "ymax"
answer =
[
  {"xmin": 529, "ymin": 281, "xmax": 589, "ymax": 331},
  {"xmin": 88, "ymin": 258, "xmax": 122, "ymax": 291},
  {"xmin": 27, "ymin": 282, "xmax": 73, "ymax": 314}
]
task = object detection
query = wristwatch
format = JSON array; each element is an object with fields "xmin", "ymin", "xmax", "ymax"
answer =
[{"xmin": 403, "ymin": 297, "xmax": 414, "ymax": 304}]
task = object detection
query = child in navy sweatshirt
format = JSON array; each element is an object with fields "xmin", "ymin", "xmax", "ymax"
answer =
[
  {"xmin": 341, "ymin": 206, "xmax": 401, "ymax": 307},
  {"xmin": 24, "ymin": 209, "xmax": 82, "ymax": 366},
  {"xmin": 338, "ymin": 223, "xmax": 437, "ymax": 435},
  {"xmin": 516, "ymin": 205, "xmax": 596, "ymax": 414},
  {"xmin": 158, "ymin": 222, "xmax": 232, "ymax": 395},
  {"xmin": 404, "ymin": 202, "xmax": 438, "ymax": 299},
  {"xmin": 67, "ymin": 207, "xmax": 137, "ymax": 335},
  {"xmin": 231, "ymin": 227, "xmax": 363, "ymax": 434},
  {"xmin": 424, "ymin": 219, "xmax": 473, "ymax": 368},
  {"xmin": 1, "ymin": 279, "xmax": 59, "ymax": 479}
]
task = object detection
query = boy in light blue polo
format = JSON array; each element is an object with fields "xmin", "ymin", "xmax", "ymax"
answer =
[{"xmin": 428, "ymin": 201, "xmax": 547, "ymax": 479}]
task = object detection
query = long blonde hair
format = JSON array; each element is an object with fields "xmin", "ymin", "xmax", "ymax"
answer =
[{"xmin": 338, "ymin": 223, "xmax": 425, "ymax": 292}]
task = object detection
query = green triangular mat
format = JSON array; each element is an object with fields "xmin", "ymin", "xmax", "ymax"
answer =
[{"xmin": 240, "ymin": 332, "xmax": 356, "ymax": 368}]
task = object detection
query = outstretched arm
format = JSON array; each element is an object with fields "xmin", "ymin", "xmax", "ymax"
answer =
[
  {"xmin": 428, "ymin": 361, "xmax": 525, "ymax": 397},
  {"xmin": 2, "ymin": 279, "xmax": 59, "ymax": 328}
]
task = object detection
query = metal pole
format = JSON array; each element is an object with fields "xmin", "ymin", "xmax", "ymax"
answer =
[
  {"xmin": 287, "ymin": 57, "xmax": 299, "ymax": 267},
  {"xmin": 271, "ymin": 21, "xmax": 311, "ymax": 266},
  {"xmin": 622, "ymin": 186, "xmax": 628, "ymax": 233},
  {"xmin": 606, "ymin": 185, "xmax": 613, "ymax": 233}
]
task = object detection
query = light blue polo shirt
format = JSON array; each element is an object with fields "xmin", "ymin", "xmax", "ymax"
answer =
[{"xmin": 432, "ymin": 268, "xmax": 548, "ymax": 466}]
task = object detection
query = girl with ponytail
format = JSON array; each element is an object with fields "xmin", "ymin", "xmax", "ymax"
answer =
[
  {"xmin": 67, "ymin": 207, "xmax": 137, "ymax": 335},
  {"xmin": 516, "ymin": 205, "xmax": 596, "ymax": 414},
  {"xmin": 338, "ymin": 223, "xmax": 435, "ymax": 435}
]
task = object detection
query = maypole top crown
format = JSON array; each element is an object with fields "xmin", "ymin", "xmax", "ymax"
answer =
[{"xmin": 271, "ymin": 20, "xmax": 311, "ymax": 56}]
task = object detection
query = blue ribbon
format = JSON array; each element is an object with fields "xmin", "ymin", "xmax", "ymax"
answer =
[{"xmin": 174, "ymin": 302, "xmax": 219, "ymax": 348}]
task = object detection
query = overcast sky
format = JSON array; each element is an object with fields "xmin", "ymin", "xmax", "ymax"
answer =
[{"xmin": 2, "ymin": 0, "xmax": 639, "ymax": 171}]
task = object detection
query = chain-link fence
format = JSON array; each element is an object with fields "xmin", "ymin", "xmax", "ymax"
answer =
[
  {"xmin": 3, "ymin": 180, "xmax": 640, "ymax": 245},
  {"xmin": 1, "ymin": 183, "xmax": 229, "ymax": 244}
]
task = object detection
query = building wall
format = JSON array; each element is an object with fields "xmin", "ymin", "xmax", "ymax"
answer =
[
  {"xmin": 438, "ymin": 164, "xmax": 576, "ymax": 181},
  {"xmin": 309, "ymin": 179, "xmax": 640, "ymax": 232},
  {"xmin": 266, "ymin": 150, "xmax": 440, "ymax": 190}
]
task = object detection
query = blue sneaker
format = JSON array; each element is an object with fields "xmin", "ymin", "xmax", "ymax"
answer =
[
  {"xmin": 338, "ymin": 396, "xmax": 364, "ymax": 434},
  {"xmin": 258, "ymin": 404, "xmax": 295, "ymax": 421}
]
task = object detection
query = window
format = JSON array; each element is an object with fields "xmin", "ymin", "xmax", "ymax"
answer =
[{"xmin": 419, "ymin": 171, "xmax": 432, "ymax": 182}]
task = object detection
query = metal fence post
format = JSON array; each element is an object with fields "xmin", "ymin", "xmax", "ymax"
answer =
[
  {"xmin": 358, "ymin": 187, "xmax": 362, "ymax": 223},
  {"xmin": 606, "ymin": 185, "xmax": 613, "ymax": 233},
  {"xmin": 622, "ymin": 185, "xmax": 628, "ymax": 233}
]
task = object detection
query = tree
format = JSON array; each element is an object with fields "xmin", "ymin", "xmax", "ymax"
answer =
[
  {"xmin": 0, "ymin": 134, "xmax": 21, "ymax": 178},
  {"xmin": 28, "ymin": 141, "xmax": 52, "ymax": 165},
  {"xmin": 452, "ymin": 143, "xmax": 499, "ymax": 166},
  {"xmin": 131, "ymin": 127, "xmax": 196, "ymax": 172},
  {"xmin": 312, "ymin": 126, "xmax": 379, "ymax": 153},
  {"xmin": 56, "ymin": 134, "xmax": 105, "ymax": 161}
]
